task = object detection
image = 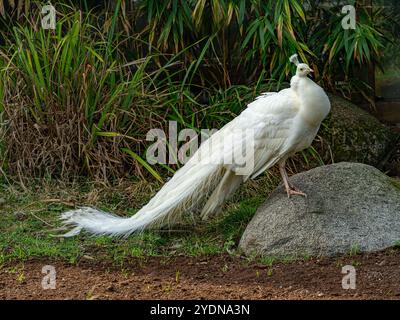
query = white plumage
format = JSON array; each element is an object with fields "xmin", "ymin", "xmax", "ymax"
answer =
[{"xmin": 60, "ymin": 54, "xmax": 331, "ymax": 237}]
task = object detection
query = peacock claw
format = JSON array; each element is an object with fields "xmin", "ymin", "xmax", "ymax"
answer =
[{"xmin": 286, "ymin": 186, "xmax": 307, "ymax": 198}]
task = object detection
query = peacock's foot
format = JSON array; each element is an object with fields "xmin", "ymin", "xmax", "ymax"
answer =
[{"xmin": 285, "ymin": 185, "xmax": 307, "ymax": 198}]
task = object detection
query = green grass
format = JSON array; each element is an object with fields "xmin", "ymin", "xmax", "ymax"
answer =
[
  {"xmin": 348, "ymin": 243, "xmax": 361, "ymax": 257},
  {"xmin": 0, "ymin": 177, "xmax": 275, "ymax": 266}
]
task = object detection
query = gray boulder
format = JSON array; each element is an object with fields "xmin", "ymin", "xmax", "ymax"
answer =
[
  {"xmin": 239, "ymin": 162, "xmax": 400, "ymax": 258},
  {"xmin": 317, "ymin": 95, "xmax": 398, "ymax": 166}
]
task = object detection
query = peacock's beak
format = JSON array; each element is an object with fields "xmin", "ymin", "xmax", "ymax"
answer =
[{"xmin": 309, "ymin": 68, "xmax": 314, "ymax": 73}]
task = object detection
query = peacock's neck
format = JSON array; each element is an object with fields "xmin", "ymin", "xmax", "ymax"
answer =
[{"xmin": 291, "ymin": 76, "xmax": 331, "ymax": 127}]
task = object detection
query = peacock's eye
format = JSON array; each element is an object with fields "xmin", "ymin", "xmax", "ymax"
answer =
[{"xmin": 300, "ymin": 68, "xmax": 303, "ymax": 71}]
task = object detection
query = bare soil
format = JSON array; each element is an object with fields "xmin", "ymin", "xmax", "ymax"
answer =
[{"xmin": 1, "ymin": 248, "xmax": 400, "ymax": 300}]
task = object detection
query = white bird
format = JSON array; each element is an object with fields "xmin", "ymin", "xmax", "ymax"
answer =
[{"xmin": 60, "ymin": 54, "xmax": 331, "ymax": 237}]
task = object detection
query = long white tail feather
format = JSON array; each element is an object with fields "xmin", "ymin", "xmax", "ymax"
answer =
[
  {"xmin": 61, "ymin": 164, "xmax": 225, "ymax": 237},
  {"xmin": 200, "ymin": 170, "xmax": 243, "ymax": 220}
]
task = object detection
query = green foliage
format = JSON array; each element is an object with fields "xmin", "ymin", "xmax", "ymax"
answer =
[
  {"xmin": 135, "ymin": 0, "xmax": 312, "ymax": 87},
  {"xmin": 0, "ymin": 1, "xmax": 396, "ymax": 182},
  {"xmin": 133, "ymin": 0, "xmax": 389, "ymax": 92}
]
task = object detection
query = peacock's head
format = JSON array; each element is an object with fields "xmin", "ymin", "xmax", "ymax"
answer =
[
  {"xmin": 289, "ymin": 54, "xmax": 313, "ymax": 77},
  {"xmin": 296, "ymin": 63, "xmax": 313, "ymax": 77}
]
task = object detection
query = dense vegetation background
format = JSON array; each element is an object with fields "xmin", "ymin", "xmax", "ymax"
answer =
[{"xmin": 0, "ymin": 0, "xmax": 398, "ymax": 183}]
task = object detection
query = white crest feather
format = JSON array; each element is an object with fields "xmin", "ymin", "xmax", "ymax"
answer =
[{"xmin": 289, "ymin": 54, "xmax": 299, "ymax": 66}]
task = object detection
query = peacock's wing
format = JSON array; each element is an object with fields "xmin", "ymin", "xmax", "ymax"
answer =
[{"xmin": 192, "ymin": 88, "xmax": 301, "ymax": 178}]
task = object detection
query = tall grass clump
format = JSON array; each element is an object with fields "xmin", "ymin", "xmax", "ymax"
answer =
[
  {"xmin": 0, "ymin": 3, "xmax": 259, "ymax": 182},
  {"xmin": 0, "ymin": 4, "xmax": 162, "ymax": 181}
]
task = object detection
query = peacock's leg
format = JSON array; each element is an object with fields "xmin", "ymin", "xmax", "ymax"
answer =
[{"xmin": 278, "ymin": 161, "xmax": 307, "ymax": 198}]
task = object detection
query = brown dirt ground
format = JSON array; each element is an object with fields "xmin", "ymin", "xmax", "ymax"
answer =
[{"xmin": 1, "ymin": 248, "xmax": 400, "ymax": 300}]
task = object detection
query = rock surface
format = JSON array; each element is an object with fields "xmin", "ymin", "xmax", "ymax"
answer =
[
  {"xmin": 316, "ymin": 94, "xmax": 398, "ymax": 166},
  {"xmin": 239, "ymin": 162, "xmax": 400, "ymax": 258}
]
